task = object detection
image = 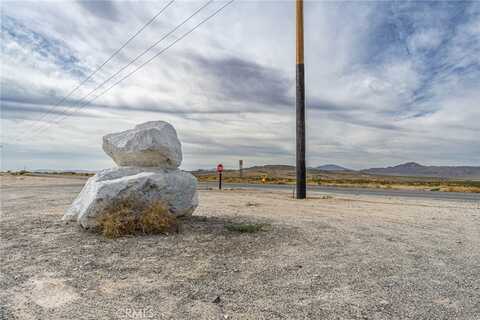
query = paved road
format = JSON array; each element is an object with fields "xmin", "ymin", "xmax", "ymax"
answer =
[
  {"xmin": 4, "ymin": 176, "xmax": 477, "ymax": 203},
  {"xmin": 199, "ymin": 182, "xmax": 480, "ymax": 202}
]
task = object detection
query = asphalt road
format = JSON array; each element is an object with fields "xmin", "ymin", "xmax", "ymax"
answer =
[
  {"xmin": 199, "ymin": 182, "xmax": 480, "ymax": 202},
  {"xmin": 5, "ymin": 175, "xmax": 477, "ymax": 203}
]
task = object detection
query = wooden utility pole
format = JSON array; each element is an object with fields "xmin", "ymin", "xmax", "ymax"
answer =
[{"xmin": 296, "ymin": 0, "xmax": 306, "ymax": 199}]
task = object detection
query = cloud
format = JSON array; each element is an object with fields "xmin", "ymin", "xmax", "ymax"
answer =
[
  {"xmin": 1, "ymin": 15, "xmax": 88, "ymax": 78},
  {"xmin": 76, "ymin": 0, "xmax": 119, "ymax": 21},
  {"xmin": 1, "ymin": 1, "xmax": 479, "ymax": 170},
  {"xmin": 187, "ymin": 54, "xmax": 293, "ymax": 107}
]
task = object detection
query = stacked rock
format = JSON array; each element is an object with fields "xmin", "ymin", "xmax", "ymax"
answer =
[{"xmin": 63, "ymin": 121, "xmax": 198, "ymax": 228}]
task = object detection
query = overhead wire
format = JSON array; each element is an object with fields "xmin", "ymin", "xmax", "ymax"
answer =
[
  {"xmin": 19, "ymin": 0, "xmax": 232, "ymax": 140},
  {"xmin": 22, "ymin": 0, "xmax": 175, "ymax": 128}
]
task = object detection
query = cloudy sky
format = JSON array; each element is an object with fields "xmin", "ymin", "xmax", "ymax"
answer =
[{"xmin": 1, "ymin": 0, "xmax": 479, "ymax": 171}]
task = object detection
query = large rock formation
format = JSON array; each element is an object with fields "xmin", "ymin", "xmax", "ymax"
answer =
[
  {"xmin": 103, "ymin": 121, "xmax": 182, "ymax": 168},
  {"xmin": 63, "ymin": 121, "xmax": 198, "ymax": 228}
]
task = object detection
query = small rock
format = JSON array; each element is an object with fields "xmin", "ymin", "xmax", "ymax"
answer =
[{"xmin": 213, "ymin": 296, "xmax": 221, "ymax": 304}]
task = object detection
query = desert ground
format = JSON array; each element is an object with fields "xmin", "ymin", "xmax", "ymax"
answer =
[{"xmin": 1, "ymin": 174, "xmax": 479, "ymax": 319}]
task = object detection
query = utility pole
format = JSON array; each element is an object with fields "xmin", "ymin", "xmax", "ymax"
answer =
[{"xmin": 296, "ymin": 0, "xmax": 306, "ymax": 199}]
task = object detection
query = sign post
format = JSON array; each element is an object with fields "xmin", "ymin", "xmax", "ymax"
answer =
[
  {"xmin": 239, "ymin": 159, "xmax": 243, "ymax": 178},
  {"xmin": 216, "ymin": 164, "xmax": 224, "ymax": 190}
]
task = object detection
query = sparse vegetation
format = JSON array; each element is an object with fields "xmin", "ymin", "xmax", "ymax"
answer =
[
  {"xmin": 96, "ymin": 198, "xmax": 178, "ymax": 238},
  {"xmin": 192, "ymin": 169, "xmax": 480, "ymax": 193},
  {"xmin": 246, "ymin": 202, "xmax": 260, "ymax": 207},
  {"xmin": 1, "ymin": 171, "xmax": 94, "ymax": 177},
  {"xmin": 225, "ymin": 223, "xmax": 267, "ymax": 233},
  {"xmin": 8, "ymin": 170, "xmax": 31, "ymax": 176}
]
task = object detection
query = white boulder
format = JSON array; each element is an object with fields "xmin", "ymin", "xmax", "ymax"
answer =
[
  {"xmin": 103, "ymin": 121, "xmax": 182, "ymax": 168},
  {"xmin": 63, "ymin": 167, "xmax": 198, "ymax": 228}
]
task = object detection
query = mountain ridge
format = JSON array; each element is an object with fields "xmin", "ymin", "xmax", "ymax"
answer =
[
  {"xmin": 315, "ymin": 164, "xmax": 351, "ymax": 171},
  {"xmin": 362, "ymin": 162, "xmax": 480, "ymax": 179},
  {"xmin": 17, "ymin": 162, "xmax": 480, "ymax": 180},
  {"xmin": 218, "ymin": 162, "xmax": 480, "ymax": 179}
]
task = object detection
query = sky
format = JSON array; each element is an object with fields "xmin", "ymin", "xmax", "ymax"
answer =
[{"xmin": 1, "ymin": 0, "xmax": 479, "ymax": 171}]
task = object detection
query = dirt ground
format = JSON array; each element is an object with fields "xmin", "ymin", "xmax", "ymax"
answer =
[{"xmin": 1, "ymin": 175, "xmax": 479, "ymax": 320}]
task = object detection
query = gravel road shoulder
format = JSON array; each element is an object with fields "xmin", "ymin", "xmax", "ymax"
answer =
[{"xmin": 1, "ymin": 175, "xmax": 479, "ymax": 319}]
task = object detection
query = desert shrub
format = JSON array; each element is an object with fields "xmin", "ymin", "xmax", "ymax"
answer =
[
  {"xmin": 96, "ymin": 198, "xmax": 178, "ymax": 238},
  {"xmin": 139, "ymin": 202, "xmax": 178, "ymax": 234},
  {"xmin": 245, "ymin": 202, "xmax": 260, "ymax": 207},
  {"xmin": 225, "ymin": 223, "xmax": 267, "ymax": 233}
]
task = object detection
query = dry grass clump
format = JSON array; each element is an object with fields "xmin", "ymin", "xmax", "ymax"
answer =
[
  {"xmin": 444, "ymin": 186, "xmax": 480, "ymax": 193},
  {"xmin": 96, "ymin": 198, "xmax": 178, "ymax": 238},
  {"xmin": 225, "ymin": 223, "xmax": 267, "ymax": 233}
]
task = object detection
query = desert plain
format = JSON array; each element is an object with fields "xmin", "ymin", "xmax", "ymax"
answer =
[{"xmin": 1, "ymin": 174, "xmax": 479, "ymax": 319}]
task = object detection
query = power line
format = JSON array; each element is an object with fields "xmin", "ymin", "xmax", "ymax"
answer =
[
  {"xmin": 13, "ymin": 0, "xmax": 175, "ymax": 142},
  {"xmin": 24, "ymin": 0, "xmax": 176, "ymax": 127},
  {"xmin": 78, "ymin": 0, "xmax": 235, "ymax": 118},
  {"xmin": 28, "ymin": 0, "xmax": 235, "ymax": 139},
  {"xmin": 57, "ymin": 0, "xmax": 235, "ymax": 126},
  {"xmin": 19, "ymin": 0, "xmax": 225, "ymax": 140},
  {"xmin": 51, "ymin": 0, "xmax": 214, "ymax": 122}
]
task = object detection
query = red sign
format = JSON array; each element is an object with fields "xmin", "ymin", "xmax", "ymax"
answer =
[{"xmin": 216, "ymin": 164, "xmax": 224, "ymax": 173}]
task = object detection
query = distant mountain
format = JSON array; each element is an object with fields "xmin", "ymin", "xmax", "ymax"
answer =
[
  {"xmin": 316, "ymin": 164, "xmax": 351, "ymax": 171},
  {"xmin": 363, "ymin": 162, "xmax": 480, "ymax": 179},
  {"xmin": 191, "ymin": 162, "xmax": 480, "ymax": 180},
  {"xmin": 32, "ymin": 169, "xmax": 96, "ymax": 174}
]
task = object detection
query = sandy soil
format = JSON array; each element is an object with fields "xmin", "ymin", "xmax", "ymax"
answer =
[{"xmin": 1, "ymin": 175, "xmax": 479, "ymax": 319}]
